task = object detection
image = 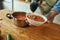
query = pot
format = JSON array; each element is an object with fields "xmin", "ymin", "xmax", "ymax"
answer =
[{"xmin": 6, "ymin": 12, "xmax": 28, "ymax": 28}]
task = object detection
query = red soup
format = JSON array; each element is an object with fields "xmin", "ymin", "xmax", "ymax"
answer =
[{"xmin": 28, "ymin": 14, "xmax": 45, "ymax": 22}]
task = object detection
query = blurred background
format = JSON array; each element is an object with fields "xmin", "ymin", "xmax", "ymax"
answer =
[{"xmin": 0, "ymin": 0, "xmax": 60, "ymax": 24}]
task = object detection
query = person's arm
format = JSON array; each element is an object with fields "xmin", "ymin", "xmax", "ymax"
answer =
[
  {"xmin": 47, "ymin": 0, "xmax": 60, "ymax": 20},
  {"xmin": 47, "ymin": 11, "xmax": 58, "ymax": 20}
]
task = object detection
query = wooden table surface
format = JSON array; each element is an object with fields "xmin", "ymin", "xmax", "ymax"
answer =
[{"xmin": 0, "ymin": 9, "xmax": 60, "ymax": 40}]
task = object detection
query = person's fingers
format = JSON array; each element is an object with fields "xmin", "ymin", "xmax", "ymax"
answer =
[
  {"xmin": 29, "ymin": 23, "xmax": 32, "ymax": 26},
  {"xmin": 45, "ymin": 20, "xmax": 50, "ymax": 24},
  {"xmin": 47, "ymin": 20, "xmax": 50, "ymax": 23},
  {"xmin": 38, "ymin": 0, "xmax": 42, "ymax": 6},
  {"xmin": 38, "ymin": 1, "xmax": 40, "ymax": 4}
]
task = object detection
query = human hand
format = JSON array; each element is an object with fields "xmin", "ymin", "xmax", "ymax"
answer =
[
  {"xmin": 38, "ymin": 0, "xmax": 42, "ymax": 6},
  {"xmin": 46, "ymin": 11, "xmax": 58, "ymax": 22}
]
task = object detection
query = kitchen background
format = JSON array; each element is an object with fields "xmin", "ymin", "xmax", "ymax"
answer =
[{"xmin": 0, "ymin": 0, "xmax": 60, "ymax": 24}]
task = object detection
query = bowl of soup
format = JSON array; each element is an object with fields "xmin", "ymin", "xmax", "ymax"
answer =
[{"xmin": 26, "ymin": 13, "xmax": 47, "ymax": 26}]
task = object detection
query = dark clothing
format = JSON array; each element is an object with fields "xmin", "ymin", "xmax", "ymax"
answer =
[
  {"xmin": 0, "ymin": 0, "xmax": 4, "ymax": 10},
  {"xmin": 0, "ymin": 0, "xmax": 4, "ymax": 2}
]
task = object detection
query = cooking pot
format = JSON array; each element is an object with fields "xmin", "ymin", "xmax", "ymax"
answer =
[{"xmin": 6, "ymin": 12, "xmax": 28, "ymax": 28}]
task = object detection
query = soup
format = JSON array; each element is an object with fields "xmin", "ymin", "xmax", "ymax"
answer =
[{"xmin": 28, "ymin": 14, "xmax": 44, "ymax": 22}]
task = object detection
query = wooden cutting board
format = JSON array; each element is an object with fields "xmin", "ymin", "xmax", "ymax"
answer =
[{"xmin": 0, "ymin": 9, "xmax": 60, "ymax": 40}]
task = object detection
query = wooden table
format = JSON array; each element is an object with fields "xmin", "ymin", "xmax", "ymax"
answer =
[{"xmin": 0, "ymin": 9, "xmax": 60, "ymax": 40}]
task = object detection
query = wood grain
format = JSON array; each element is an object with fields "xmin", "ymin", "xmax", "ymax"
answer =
[{"xmin": 0, "ymin": 9, "xmax": 60, "ymax": 40}]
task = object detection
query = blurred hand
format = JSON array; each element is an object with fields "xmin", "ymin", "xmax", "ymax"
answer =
[
  {"xmin": 38, "ymin": 0, "xmax": 42, "ymax": 6},
  {"xmin": 46, "ymin": 11, "xmax": 58, "ymax": 22}
]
